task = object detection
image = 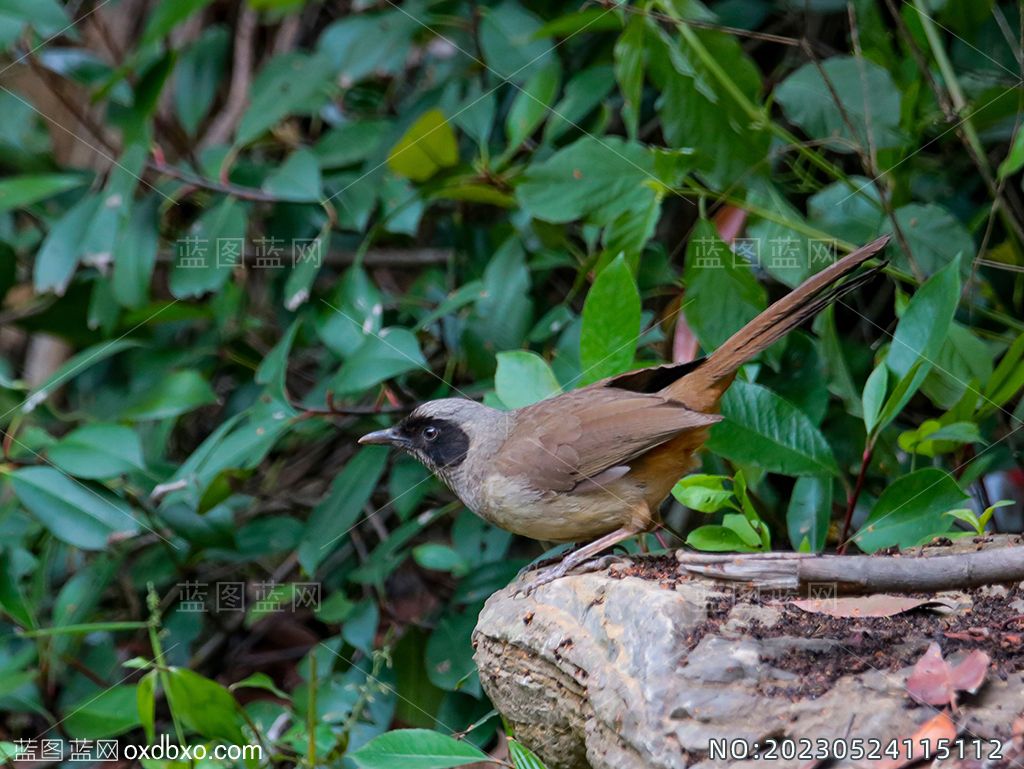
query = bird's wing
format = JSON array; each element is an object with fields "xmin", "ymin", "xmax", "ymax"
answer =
[{"xmin": 495, "ymin": 388, "xmax": 721, "ymax": 493}]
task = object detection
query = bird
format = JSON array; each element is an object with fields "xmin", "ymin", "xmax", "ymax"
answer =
[{"xmin": 360, "ymin": 235, "xmax": 890, "ymax": 589}]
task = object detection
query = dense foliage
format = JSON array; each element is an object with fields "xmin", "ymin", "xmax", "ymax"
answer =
[{"xmin": 0, "ymin": 0, "xmax": 1022, "ymax": 764}]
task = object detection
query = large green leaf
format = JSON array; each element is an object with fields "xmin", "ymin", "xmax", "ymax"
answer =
[
  {"xmin": 121, "ymin": 370, "xmax": 218, "ymax": 421},
  {"xmin": 10, "ymin": 467, "xmax": 140, "ymax": 550},
  {"xmin": 351, "ymin": 729, "xmax": 489, "ymax": 769},
  {"xmin": 887, "ymin": 255, "xmax": 961, "ymax": 379},
  {"xmin": 682, "ymin": 220, "xmax": 767, "ymax": 350},
  {"xmin": 47, "ymin": 424, "xmax": 145, "ymax": 479},
  {"xmin": 169, "ymin": 196, "xmax": 248, "ymax": 298},
  {"xmin": 494, "ymin": 351, "xmax": 562, "ymax": 409},
  {"xmin": 236, "ymin": 52, "xmax": 335, "ymax": 145},
  {"xmin": 387, "ymin": 109, "xmax": 459, "ymax": 183},
  {"xmin": 786, "ymin": 476, "xmax": 832, "ymax": 552},
  {"xmin": 516, "ymin": 136, "xmax": 659, "ymax": 225},
  {"xmin": 579, "ymin": 255, "xmax": 641, "ymax": 385},
  {"xmin": 22, "ymin": 339, "xmax": 140, "ymax": 413},
  {"xmin": 112, "ymin": 195, "xmax": 160, "ymax": 309},
  {"xmin": 329, "ymin": 327, "xmax": 427, "ymax": 395},
  {"xmin": 505, "ymin": 62, "xmax": 561, "ymax": 148},
  {"xmin": 478, "ymin": 2, "xmax": 551, "ymax": 82},
  {"xmin": 298, "ymin": 446, "xmax": 389, "ymax": 574},
  {"xmin": 776, "ymin": 56, "xmax": 903, "ymax": 153},
  {"xmin": 165, "ymin": 668, "xmax": 245, "ymax": 744},
  {"xmin": 706, "ymin": 380, "xmax": 840, "ymax": 476},
  {"xmin": 853, "ymin": 468, "xmax": 966, "ymax": 552},
  {"xmin": 263, "ymin": 148, "xmax": 323, "ymax": 201},
  {"xmin": 33, "ymin": 194, "xmax": 100, "ymax": 295},
  {"xmin": 63, "ymin": 685, "xmax": 141, "ymax": 739},
  {"xmin": 0, "ymin": 174, "xmax": 85, "ymax": 214},
  {"xmin": 884, "ymin": 204, "xmax": 974, "ymax": 276}
]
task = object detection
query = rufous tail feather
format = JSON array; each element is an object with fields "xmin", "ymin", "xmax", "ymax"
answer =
[{"xmin": 667, "ymin": 234, "xmax": 891, "ymax": 411}]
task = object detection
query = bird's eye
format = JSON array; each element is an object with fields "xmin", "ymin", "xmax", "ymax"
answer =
[{"xmin": 422, "ymin": 426, "xmax": 440, "ymax": 441}]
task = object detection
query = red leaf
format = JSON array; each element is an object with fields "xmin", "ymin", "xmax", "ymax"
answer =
[{"xmin": 906, "ymin": 642, "xmax": 991, "ymax": 707}]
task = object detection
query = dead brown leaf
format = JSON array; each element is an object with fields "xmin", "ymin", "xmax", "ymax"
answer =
[
  {"xmin": 790, "ymin": 594, "xmax": 957, "ymax": 618},
  {"xmin": 873, "ymin": 711, "xmax": 957, "ymax": 769},
  {"xmin": 906, "ymin": 642, "xmax": 991, "ymax": 707}
]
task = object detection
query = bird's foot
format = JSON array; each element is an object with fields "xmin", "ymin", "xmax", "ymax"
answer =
[
  {"xmin": 514, "ymin": 554, "xmax": 628, "ymax": 598},
  {"xmin": 515, "ymin": 546, "xmax": 578, "ymax": 579}
]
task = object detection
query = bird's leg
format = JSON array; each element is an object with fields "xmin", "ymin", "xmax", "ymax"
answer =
[
  {"xmin": 519, "ymin": 527, "xmax": 638, "ymax": 595},
  {"xmin": 516, "ymin": 543, "xmax": 580, "ymax": 578}
]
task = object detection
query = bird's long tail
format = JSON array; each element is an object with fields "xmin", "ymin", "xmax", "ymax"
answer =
[{"xmin": 668, "ymin": 234, "xmax": 890, "ymax": 411}]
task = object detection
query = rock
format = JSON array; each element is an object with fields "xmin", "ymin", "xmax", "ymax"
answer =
[{"xmin": 472, "ymin": 553, "xmax": 1024, "ymax": 769}]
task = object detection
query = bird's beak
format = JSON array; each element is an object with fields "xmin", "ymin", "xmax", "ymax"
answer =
[{"xmin": 358, "ymin": 427, "xmax": 403, "ymax": 446}]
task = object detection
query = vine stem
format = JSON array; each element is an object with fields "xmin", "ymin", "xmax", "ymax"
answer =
[{"xmin": 838, "ymin": 441, "xmax": 874, "ymax": 554}]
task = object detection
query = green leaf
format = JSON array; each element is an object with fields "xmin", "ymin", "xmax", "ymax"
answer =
[
  {"xmin": 887, "ymin": 255, "xmax": 961, "ymax": 379},
  {"xmin": 412, "ymin": 544, "xmax": 469, "ymax": 577},
  {"xmin": 314, "ymin": 119, "xmax": 390, "ymax": 168},
  {"xmin": 786, "ymin": 476, "xmax": 832, "ymax": 552},
  {"xmin": 505, "ymin": 61, "xmax": 561, "ymax": 148},
  {"xmin": 897, "ymin": 420, "xmax": 981, "ymax": 457},
  {"xmin": 388, "ymin": 109, "xmax": 459, "ymax": 182},
  {"xmin": 426, "ymin": 608, "xmax": 480, "ymax": 693},
  {"xmin": 671, "ymin": 474, "xmax": 737, "ymax": 513},
  {"xmin": 21, "ymin": 339, "xmax": 139, "ymax": 413},
  {"xmin": 141, "ymin": 0, "xmax": 213, "ymax": 45},
  {"xmin": 0, "ymin": 173, "xmax": 85, "ymax": 214},
  {"xmin": 317, "ymin": 266, "xmax": 384, "ymax": 356},
  {"xmin": 614, "ymin": 14, "xmax": 646, "ymax": 139},
  {"xmin": 169, "ymin": 196, "xmax": 248, "ymax": 298},
  {"xmin": 509, "ymin": 738, "xmax": 549, "ymax": 769},
  {"xmin": 48, "ymin": 424, "xmax": 145, "ymax": 479},
  {"xmin": 982, "ymin": 332, "xmax": 1024, "ymax": 413},
  {"xmin": 112, "ymin": 195, "xmax": 160, "ymax": 309},
  {"xmin": 10, "ymin": 466, "xmax": 139, "ymax": 550},
  {"xmin": 351, "ymin": 729, "xmax": 489, "ymax": 769},
  {"xmin": 998, "ymin": 128, "xmax": 1024, "ymax": 179},
  {"xmin": 579, "ymin": 255, "xmax": 641, "ymax": 385},
  {"xmin": 236, "ymin": 52, "xmax": 335, "ymax": 145},
  {"xmin": 686, "ymin": 524, "xmax": 755, "ymax": 552},
  {"xmin": 121, "ymin": 370, "xmax": 218, "ymax": 421},
  {"xmin": 884, "ymin": 204, "xmax": 973, "ymax": 276},
  {"xmin": 468, "ymin": 238, "xmax": 533, "ymax": 352},
  {"xmin": 0, "ymin": 550, "xmax": 34, "ymax": 628},
  {"xmin": 544, "ymin": 65, "xmax": 616, "ymax": 142},
  {"xmin": 875, "ymin": 359, "xmax": 930, "ymax": 434},
  {"xmin": 516, "ymin": 136, "xmax": 661, "ymax": 225},
  {"xmin": 230, "ymin": 672, "xmax": 290, "ymax": 700},
  {"xmin": 862, "ymin": 364, "xmax": 888, "ymax": 436},
  {"xmin": 263, "ymin": 148, "xmax": 323, "ymax": 202},
  {"xmin": 175, "ymin": 25, "xmax": 229, "ymax": 135},
  {"xmin": 297, "ymin": 446, "xmax": 389, "ymax": 574},
  {"xmin": 853, "ymin": 468, "xmax": 967, "ymax": 552},
  {"xmin": 651, "ymin": 21, "xmax": 768, "ymax": 188},
  {"xmin": 329, "ymin": 327, "xmax": 427, "ymax": 395},
  {"xmin": 478, "ymin": 2, "xmax": 551, "ymax": 82},
  {"xmin": 34, "ymin": 194, "xmax": 100, "ymax": 295},
  {"xmin": 165, "ymin": 667, "xmax": 245, "ymax": 743},
  {"xmin": 64, "ymin": 684, "xmax": 141, "ymax": 739},
  {"xmin": 138, "ymin": 670, "xmax": 156, "ymax": 742},
  {"xmin": 707, "ymin": 380, "xmax": 840, "ymax": 476},
  {"xmin": 682, "ymin": 220, "xmax": 767, "ymax": 350},
  {"xmin": 775, "ymin": 56, "xmax": 903, "ymax": 153},
  {"xmin": 494, "ymin": 351, "xmax": 562, "ymax": 409},
  {"xmin": 807, "ymin": 177, "xmax": 884, "ymax": 245}
]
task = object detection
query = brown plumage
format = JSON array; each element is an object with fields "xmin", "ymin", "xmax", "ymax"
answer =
[{"xmin": 361, "ymin": 235, "xmax": 890, "ymax": 589}]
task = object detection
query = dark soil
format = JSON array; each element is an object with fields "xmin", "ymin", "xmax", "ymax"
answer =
[{"xmin": 606, "ymin": 553, "xmax": 1024, "ymax": 701}]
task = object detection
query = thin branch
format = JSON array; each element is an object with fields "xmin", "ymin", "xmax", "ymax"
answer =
[
  {"xmin": 200, "ymin": 4, "xmax": 257, "ymax": 149},
  {"xmin": 675, "ymin": 542, "xmax": 1024, "ymax": 594},
  {"xmin": 148, "ymin": 157, "xmax": 283, "ymax": 202}
]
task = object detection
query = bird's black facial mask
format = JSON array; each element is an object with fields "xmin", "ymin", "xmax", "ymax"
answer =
[{"xmin": 396, "ymin": 416, "xmax": 470, "ymax": 471}]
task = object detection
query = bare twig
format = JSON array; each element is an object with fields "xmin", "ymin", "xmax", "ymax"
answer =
[
  {"xmin": 200, "ymin": 4, "xmax": 257, "ymax": 149},
  {"xmin": 676, "ymin": 540, "xmax": 1024, "ymax": 594}
]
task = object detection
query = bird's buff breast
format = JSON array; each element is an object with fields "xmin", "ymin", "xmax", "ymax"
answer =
[{"xmin": 469, "ymin": 473, "xmax": 637, "ymax": 542}]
